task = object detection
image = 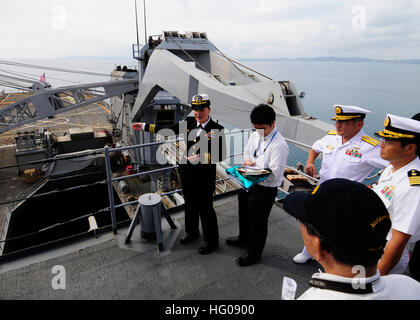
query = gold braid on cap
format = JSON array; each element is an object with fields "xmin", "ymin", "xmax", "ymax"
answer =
[
  {"xmin": 378, "ymin": 116, "xmax": 416, "ymax": 139},
  {"xmin": 382, "ymin": 129, "xmax": 415, "ymax": 139},
  {"xmin": 332, "ymin": 115, "xmax": 363, "ymax": 121}
]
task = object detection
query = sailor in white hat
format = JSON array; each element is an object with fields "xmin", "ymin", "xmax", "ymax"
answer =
[
  {"xmin": 293, "ymin": 104, "xmax": 389, "ymax": 264},
  {"xmin": 372, "ymin": 114, "xmax": 420, "ymax": 276}
]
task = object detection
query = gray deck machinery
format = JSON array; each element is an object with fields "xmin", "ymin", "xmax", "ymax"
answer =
[{"xmin": 110, "ymin": 31, "xmax": 333, "ymax": 191}]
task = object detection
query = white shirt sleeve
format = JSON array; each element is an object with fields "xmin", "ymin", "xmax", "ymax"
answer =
[
  {"xmin": 392, "ymin": 186, "xmax": 420, "ymax": 237},
  {"xmin": 263, "ymin": 141, "xmax": 289, "ymax": 187},
  {"xmin": 312, "ymin": 136, "xmax": 328, "ymax": 153},
  {"xmin": 244, "ymin": 132, "xmax": 256, "ymax": 160}
]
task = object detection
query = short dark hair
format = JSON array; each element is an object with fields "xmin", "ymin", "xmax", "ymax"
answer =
[
  {"xmin": 250, "ymin": 104, "xmax": 276, "ymax": 126},
  {"xmin": 305, "ymin": 223, "xmax": 384, "ymax": 268},
  {"xmin": 398, "ymin": 138, "xmax": 420, "ymax": 157}
]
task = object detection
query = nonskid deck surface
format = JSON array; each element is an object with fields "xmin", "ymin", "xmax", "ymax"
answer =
[{"xmin": 0, "ymin": 195, "xmax": 318, "ymax": 300}]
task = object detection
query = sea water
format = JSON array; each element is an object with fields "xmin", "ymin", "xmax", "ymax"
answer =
[{"xmin": 244, "ymin": 60, "xmax": 420, "ymax": 168}]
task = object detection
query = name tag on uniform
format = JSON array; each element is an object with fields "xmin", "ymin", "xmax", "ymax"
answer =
[
  {"xmin": 345, "ymin": 147, "xmax": 362, "ymax": 159},
  {"xmin": 324, "ymin": 145, "xmax": 334, "ymax": 153}
]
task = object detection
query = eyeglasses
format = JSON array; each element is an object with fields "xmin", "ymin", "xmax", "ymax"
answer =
[{"xmin": 380, "ymin": 137, "xmax": 398, "ymax": 145}]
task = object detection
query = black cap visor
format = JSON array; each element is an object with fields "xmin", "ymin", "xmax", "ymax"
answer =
[
  {"xmin": 283, "ymin": 191, "xmax": 311, "ymax": 224},
  {"xmin": 192, "ymin": 105, "xmax": 207, "ymax": 111}
]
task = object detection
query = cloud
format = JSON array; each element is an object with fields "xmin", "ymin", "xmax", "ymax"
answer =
[{"xmin": 0, "ymin": 0, "xmax": 419, "ymax": 59}]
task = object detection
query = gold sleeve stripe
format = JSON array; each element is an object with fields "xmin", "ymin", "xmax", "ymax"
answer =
[{"xmin": 149, "ymin": 124, "xmax": 156, "ymax": 134}]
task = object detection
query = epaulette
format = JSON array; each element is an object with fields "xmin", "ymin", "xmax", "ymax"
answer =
[
  {"xmin": 328, "ymin": 130, "xmax": 337, "ymax": 135},
  {"xmin": 362, "ymin": 135, "xmax": 380, "ymax": 146},
  {"xmin": 408, "ymin": 169, "xmax": 420, "ymax": 186}
]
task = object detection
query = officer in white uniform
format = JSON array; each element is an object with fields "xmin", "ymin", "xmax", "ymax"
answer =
[
  {"xmin": 294, "ymin": 105, "xmax": 389, "ymax": 263},
  {"xmin": 307, "ymin": 105, "xmax": 388, "ymax": 184},
  {"xmin": 283, "ymin": 178, "xmax": 420, "ymax": 300},
  {"xmin": 372, "ymin": 114, "xmax": 420, "ymax": 275}
]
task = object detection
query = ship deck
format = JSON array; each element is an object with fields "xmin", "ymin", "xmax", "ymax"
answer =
[
  {"xmin": 0, "ymin": 101, "xmax": 113, "ymax": 246},
  {"xmin": 0, "ymin": 194, "xmax": 317, "ymax": 300},
  {"xmin": 0, "ymin": 96, "xmax": 318, "ymax": 300}
]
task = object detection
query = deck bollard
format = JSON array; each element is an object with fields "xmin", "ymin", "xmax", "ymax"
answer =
[{"xmin": 138, "ymin": 193, "xmax": 164, "ymax": 251}]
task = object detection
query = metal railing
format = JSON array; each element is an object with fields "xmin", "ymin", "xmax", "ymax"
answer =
[
  {"xmin": 103, "ymin": 129, "xmax": 255, "ymax": 234},
  {"xmin": 0, "ymin": 128, "xmax": 317, "ymax": 255},
  {"xmin": 103, "ymin": 127, "xmax": 317, "ymax": 234}
]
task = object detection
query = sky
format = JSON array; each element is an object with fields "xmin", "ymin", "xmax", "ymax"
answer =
[{"xmin": 1, "ymin": 0, "xmax": 420, "ymax": 60}]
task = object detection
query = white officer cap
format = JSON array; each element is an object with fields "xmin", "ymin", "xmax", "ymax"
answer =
[
  {"xmin": 331, "ymin": 105, "xmax": 371, "ymax": 121},
  {"xmin": 192, "ymin": 94, "xmax": 210, "ymax": 105},
  {"xmin": 376, "ymin": 114, "xmax": 420, "ymax": 139}
]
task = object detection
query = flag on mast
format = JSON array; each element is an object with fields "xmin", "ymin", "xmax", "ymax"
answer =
[{"xmin": 40, "ymin": 73, "xmax": 46, "ymax": 82}]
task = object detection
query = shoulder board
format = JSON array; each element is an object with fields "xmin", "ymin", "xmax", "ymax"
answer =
[
  {"xmin": 328, "ymin": 130, "xmax": 337, "ymax": 135},
  {"xmin": 408, "ymin": 170, "xmax": 420, "ymax": 186},
  {"xmin": 362, "ymin": 135, "xmax": 380, "ymax": 146}
]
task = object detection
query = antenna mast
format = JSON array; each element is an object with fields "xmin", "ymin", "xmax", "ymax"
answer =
[
  {"xmin": 143, "ymin": 0, "xmax": 148, "ymax": 44},
  {"xmin": 134, "ymin": 0, "xmax": 140, "ymax": 50}
]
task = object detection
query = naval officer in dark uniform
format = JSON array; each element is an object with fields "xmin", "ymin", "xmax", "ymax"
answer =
[{"xmin": 132, "ymin": 94, "xmax": 226, "ymax": 254}]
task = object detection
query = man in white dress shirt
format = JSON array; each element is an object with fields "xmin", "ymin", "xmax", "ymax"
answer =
[
  {"xmin": 226, "ymin": 104, "xmax": 289, "ymax": 266},
  {"xmin": 284, "ymin": 178, "xmax": 420, "ymax": 300},
  {"xmin": 372, "ymin": 114, "xmax": 420, "ymax": 275},
  {"xmin": 294, "ymin": 105, "xmax": 389, "ymax": 264}
]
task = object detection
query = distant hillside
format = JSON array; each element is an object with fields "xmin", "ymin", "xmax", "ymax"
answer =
[{"xmin": 241, "ymin": 57, "xmax": 420, "ymax": 64}]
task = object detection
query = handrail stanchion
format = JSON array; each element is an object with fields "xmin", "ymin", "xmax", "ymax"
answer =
[{"xmin": 104, "ymin": 146, "xmax": 118, "ymax": 234}]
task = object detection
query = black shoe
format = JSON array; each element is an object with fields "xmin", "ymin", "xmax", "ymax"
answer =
[
  {"xmin": 180, "ymin": 233, "xmax": 199, "ymax": 245},
  {"xmin": 236, "ymin": 253, "xmax": 261, "ymax": 267},
  {"xmin": 226, "ymin": 236, "xmax": 249, "ymax": 247},
  {"xmin": 198, "ymin": 242, "xmax": 219, "ymax": 255}
]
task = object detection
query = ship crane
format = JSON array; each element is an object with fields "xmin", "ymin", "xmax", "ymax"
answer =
[
  {"xmin": 128, "ymin": 31, "xmax": 333, "ymax": 156},
  {"xmin": 1, "ymin": 31, "xmax": 333, "ymax": 150},
  {"xmin": 0, "ymin": 78, "xmax": 139, "ymax": 134}
]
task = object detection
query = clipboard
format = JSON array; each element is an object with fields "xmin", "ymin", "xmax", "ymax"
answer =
[
  {"xmin": 226, "ymin": 166, "xmax": 271, "ymax": 191},
  {"xmin": 237, "ymin": 168, "xmax": 271, "ymax": 176}
]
